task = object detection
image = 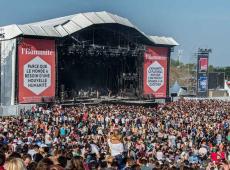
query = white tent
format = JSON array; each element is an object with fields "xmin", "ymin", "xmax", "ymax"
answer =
[{"xmin": 170, "ymin": 81, "xmax": 187, "ymax": 96}]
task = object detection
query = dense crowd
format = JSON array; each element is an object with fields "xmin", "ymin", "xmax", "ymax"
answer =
[{"xmin": 0, "ymin": 99, "xmax": 230, "ymax": 170}]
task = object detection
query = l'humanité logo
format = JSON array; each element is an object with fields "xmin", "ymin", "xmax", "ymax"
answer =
[
  {"xmin": 21, "ymin": 47, "xmax": 53, "ymax": 56},
  {"xmin": 23, "ymin": 56, "xmax": 51, "ymax": 95},
  {"xmin": 147, "ymin": 61, "xmax": 164, "ymax": 92}
]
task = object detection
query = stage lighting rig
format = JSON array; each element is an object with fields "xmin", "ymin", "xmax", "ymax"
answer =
[{"xmin": 198, "ymin": 48, "xmax": 212, "ymax": 54}]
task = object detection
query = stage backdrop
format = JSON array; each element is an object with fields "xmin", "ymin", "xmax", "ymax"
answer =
[
  {"xmin": 18, "ymin": 38, "xmax": 56, "ymax": 103},
  {"xmin": 143, "ymin": 47, "xmax": 168, "ymax": 98}
]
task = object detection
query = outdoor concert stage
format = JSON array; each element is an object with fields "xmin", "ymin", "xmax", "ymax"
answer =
[{"xmin": 0, "ymin": 11, "xmax": 178, "ymax": 109}]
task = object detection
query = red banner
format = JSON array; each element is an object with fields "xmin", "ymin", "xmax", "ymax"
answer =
[
  {"xmin": 199, "ymin": 57, "xmax": 208, "ymax": 72},
  {"xmin": 143, "ymin": 47, "xmax": 168, "ymax": 98},
  {"xmin": 18, "ymin": 38, "xmax": 56, "ymax": 103}
]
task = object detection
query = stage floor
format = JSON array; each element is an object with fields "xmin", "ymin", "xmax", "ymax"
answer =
[{"xmin": 59, "ymin": 96, "xmax": 162, "ymax": 107}]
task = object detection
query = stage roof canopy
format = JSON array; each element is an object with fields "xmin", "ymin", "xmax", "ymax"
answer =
[{"xmin": 0, "ymin": 11, "xmax": 178, "ymax": 46}]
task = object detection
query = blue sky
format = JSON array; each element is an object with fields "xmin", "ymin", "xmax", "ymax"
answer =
[{"xmin": 0, "ymin": 0, "xmax": 229, "ymax": 66}]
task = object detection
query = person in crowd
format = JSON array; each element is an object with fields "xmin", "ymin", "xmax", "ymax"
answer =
[
  {"xmin": 22, "ymin": 154, "xmax": 32, "ymax": 168},
  {"xmin": 5, "ymin": 158, "xmax": 26, "ymax": 170},
  {"xmin": 35, "ymin": 158, "xmax": 53, "ymax": 170},
  {"xmin": 68, "ymin": 156, "xmax": 85, "ymax": 170}
]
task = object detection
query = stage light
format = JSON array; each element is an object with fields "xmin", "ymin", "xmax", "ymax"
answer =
[{"xmin": 198, "ymin": 48, "xmax": 212, "ymax": 54}]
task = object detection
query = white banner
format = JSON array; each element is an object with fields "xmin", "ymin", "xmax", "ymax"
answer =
[{"xmin": 0, "ymin": 38, "xmax": 16, "ymax": 105}]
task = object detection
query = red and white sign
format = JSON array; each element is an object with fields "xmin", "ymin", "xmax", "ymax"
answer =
[
  {"xmin": 199, "ymin": 58, "xmax": 208, "ymax": 71},
  {"xmin": 143, "ymin": 47, "xmax": 168, "ymax": 98},
  {"xmin": 18, "ymin": 38, "xmax": 56, "ymax": 103}
]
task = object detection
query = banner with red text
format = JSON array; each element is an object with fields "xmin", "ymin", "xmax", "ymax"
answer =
[
  {"xmin": 143, "ymin": 47, "xmax": 168, "ymax": 98},
  {"xmin": 18, "ymin": 38, "xmax": 56, "ymax": 103}
]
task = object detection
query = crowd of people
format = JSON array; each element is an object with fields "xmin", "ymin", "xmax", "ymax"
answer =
[{"xmin": 0, "ymin": 99, "xmax": 230, "ymax": 170}]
